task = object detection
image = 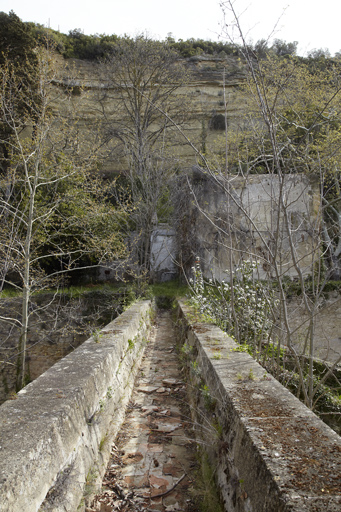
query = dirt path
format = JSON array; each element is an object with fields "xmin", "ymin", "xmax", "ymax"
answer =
[{"xmin": 89, "ymin": 310, "xmax": 200, "ymax": 512}]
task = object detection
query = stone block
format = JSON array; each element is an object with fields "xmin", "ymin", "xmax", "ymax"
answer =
[
  {"xmin": 176, "ymin": 300, "xmax": 341, "ymax": 511},
  {"xmin": 0, "ymin": 300, "xmax": 153, "ymax": 512}
]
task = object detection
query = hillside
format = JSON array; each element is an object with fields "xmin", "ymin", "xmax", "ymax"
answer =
[{"xmin": 51, "ymin": 52, "xmax": 247, "ymax": 173}]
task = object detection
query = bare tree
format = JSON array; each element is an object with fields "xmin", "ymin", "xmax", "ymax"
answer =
[
  {"xmin": 97, "ymin": 35, "xmax": 189, "ymax": 277},
  {"xmin": 182, "ymin": 1, "xmax": 341, "ymax": 412},
  {"xmin": 0, "ymin": 47, "xmax": 127, "ymax": 390}
]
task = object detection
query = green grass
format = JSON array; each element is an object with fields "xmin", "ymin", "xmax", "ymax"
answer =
[
  {"xmin": 0, "ymin": 279, "xmax": 188, "ymax": 307},
  {"xmin": 0, "ymin": 288, "xmax": 22, "ymax": 299},
  {"xmin": 144, "ymin": 279, "xmax": 189, "ymax": 309},
  {"xmin": 59, "ymin": 283, "xmax": 125, "ymax": 298},
  {"xmin": 193, "ymin": 451, "xmax": 224, "ymax": 512},
  {"xmin": 148, "ymin": 279, "xmax": 188, "ymax": 299},
  {"xmin": 0, "ymin": 282, "xmax": 126, "ymax": 300}
]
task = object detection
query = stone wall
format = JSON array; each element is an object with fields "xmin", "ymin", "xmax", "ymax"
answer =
[
  {"xmin": 176, "ymin": 300, "xmax": 341, "ymax": 511},
  {"xmin": 0, "ymin": 291, "xmax": 124, "ymax": 404},
  {"xmin": 1, "ymin": 297, "xmax": 340, "ymax": 512},
  {"xmin": 0, "ymin": 300, "xmax": 153, "ymax": 512}
]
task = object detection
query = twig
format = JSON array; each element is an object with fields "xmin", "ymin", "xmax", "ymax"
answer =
[{"xmin": 150, "ymin": 473, "xmax": 186, "ymax": 499}]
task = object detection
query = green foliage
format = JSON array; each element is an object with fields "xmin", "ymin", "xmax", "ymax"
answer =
[
  {"xmin": 189, "ymin": 258, "xmax": 276, "ymax": 346},
  {"xmin": 0, "ymin": 11, "xmax": 37, "ymax": 65},
  {"xmin": 0, "ymin": 57, "xmax": 130, "ymax": 390},
  {"xmin": 27, "ymin": 23, "xmax": 120, "ymax": 60},
  {"xmin": 251, "ymin": 38, "xmax": 338, "ymax": 61},
  {"xmin": 15, "ymin": 17, "xmax": 239, "ymax": 63},
  {"xmin": 0, "ymin": 46, "xmax": 128, "ymax": 296},
  {"xmin": 190, "ymin": 360, "xmax": 201, "ymax": 377},
  {"xmin": 84, "ymin": 467, "xmax": 99, "ymax": 497},
  {"xmin": 6, "ymin": 14, "xmax": 341, "ymax": 69},
  {"xmin": 27, "ymin": 23, "xmax": 239, "ymax": 61},
  {"xmin": 61, "ymin": 30, "xmax": 120, "ymax": 60},
  {"xmin": 231, "ymin": 344, "xmax": 254, "ymax": 356},
  {"xmin": 248, "ymin": 368, "xmax": 255, "ymax": 380},
  {"xmin": 200, "ymin": 384, "xmax": 216, "ymax": 410},
  {"xmin": 180, "ymin": 342, "xmax": 193, "ymax": 360},
  {"xmin": 211, "ymin": 419, "xmax": 223, "ymax": 438},
  {"xmin": 270, "ymin": 39, "xmax": 298, "ymax": 57},
  {"xmin": 193, "ymin": 450, "xmax": 224, "ymax": 512},
  {"xmin": 168, "ymin": 37, "xmax": 237, "ymax": 58},
  {"xmin": 92, "ymin": 329, "xmax": 102, "ymax": 343},
  {"xmin": 0, "ymin": 288, "xmax": 21, "ymax": 299},
  {"xmin": 212, "ymin": 352, "xmax": 222, "ymax": 360},
  {"xmin": 148, "ymin": 279, "xmax": 188, "ymax": 299},
  {"xmin": 98, "ymin": 435, "xmax": 107, "ymax": 452},
  {"xmin": 156, "ymin": 186, "xmax": 173, "ymax": 223},
  {"xmin": 0, "ymin": 12, "xmax": 39, "ymax": 174}
]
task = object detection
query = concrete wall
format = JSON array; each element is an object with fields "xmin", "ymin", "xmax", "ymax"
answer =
[
  {"xmin": 94, "ymin": 225, "xmax": 178, "ymax": 283},
  {"xmin": 0, "ymin": 297, "xmax": 88, "ymax": 405},
  {"xmin": 179, "ymin": 171, "xmax": 320, "ymax": 281},
  {"xmin": 150, "ymin": 224, "xmax": 177, "ymax": 282},
  {"xmin": 176, "ymin": 300, "xmax": 341, "ymax": 511},
  {"xmin": 0, "ymin": 300, "xmax": 153, "ymax": 512}
]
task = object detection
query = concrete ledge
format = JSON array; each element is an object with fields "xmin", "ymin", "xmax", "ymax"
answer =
[
  {"xmin": 176, "ymin": 300, "xmax": 341, "ymax": 511},
  {"xmin": 0, "ymin": 300, "xmax": 153, "ymax": 512}
]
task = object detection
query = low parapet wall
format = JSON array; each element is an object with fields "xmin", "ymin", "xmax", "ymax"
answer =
[
  {"xmin": 176, "ymin": 300, "xmax": 341, "ymax": 511},
  {"xmin": 0, "ymin": 300, "xmax": 153, "ymax": 512}
]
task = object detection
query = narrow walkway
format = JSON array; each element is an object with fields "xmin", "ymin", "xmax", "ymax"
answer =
[{"xmin": 90, "ymin": 310, "xmax": 200, "ymax": 512}]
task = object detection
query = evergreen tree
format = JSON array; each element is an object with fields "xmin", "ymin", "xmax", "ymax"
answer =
[{"xmin": 0, "ymin": 11, "xmax": 39, "ymax": 175}]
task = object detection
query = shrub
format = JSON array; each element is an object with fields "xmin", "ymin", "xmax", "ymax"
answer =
[{"xmin": 189, "ymin": 258, "xmax": 276, "ymax": 346}]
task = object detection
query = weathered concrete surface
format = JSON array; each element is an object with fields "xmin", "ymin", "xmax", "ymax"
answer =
[
  {"xmin": 0, "ymin": 296, "xmax": 87, "ymax": 404},
  {"xmin": 176, "ymin": 300, "xmax": 341, "ymax": 511},
  {"xmin": 90, "ymin": 311, "xmax": 200, "ymax": 511},
  {"xmin": 179, "ymin": 171, "xmax": 320, "ymax": 280},
  {"xmin": 150, "ymin": 224, "xmax": 178, "ymax": 282},
  {"xmin": 0, "ymin": 300, "xmax": 153, "ymax": 512}
]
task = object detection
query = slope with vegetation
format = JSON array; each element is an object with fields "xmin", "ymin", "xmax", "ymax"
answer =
[{"xmin": 0, "ymin": 9, "xmax": 340, "ymax": 430}]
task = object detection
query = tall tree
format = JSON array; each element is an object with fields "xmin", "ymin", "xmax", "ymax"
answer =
[
  {"xmin": 184, "ymin": 0, "xmax": 341, "ymax": 410},
  {"xmin": 98, "ymin": 35, "xmax": 188, "ymax": 277},
  {"xmin": 0, "ymin": 10, "xmax": 36, "ymax": 63},
  {"xmin": 0, "ymin": 47, "xmax": 127, "ymax": 390},
  {"xmin": 0, "ymin": 11, "xmax": 39, "ymax": 175}
]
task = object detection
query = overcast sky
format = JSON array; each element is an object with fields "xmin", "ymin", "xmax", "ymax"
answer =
[{"xmin": 1, "ymin": 0, "xmax": 340, "ymax": 56}]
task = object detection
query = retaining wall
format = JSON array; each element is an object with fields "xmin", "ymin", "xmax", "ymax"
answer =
[
  {"xmin": 176, "ymin": 300, "xmax": 341, "ymax": 511},
  {"xmin": 180, "ymin": 172, "xmax": 319, "ymax": 281},
  {"xmin": 0, "ymin": 300, "xmax": 153, "ymax": 512}
]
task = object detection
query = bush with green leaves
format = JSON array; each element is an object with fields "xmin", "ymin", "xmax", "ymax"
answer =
[{"xmin": 189, "ymin": 258, "xmax": 276, "ymax": 347}]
